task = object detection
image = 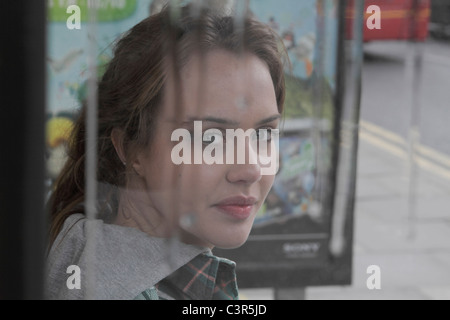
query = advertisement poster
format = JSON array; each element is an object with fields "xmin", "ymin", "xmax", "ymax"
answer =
[
  {"xmin": 216, "ymin": 0, "xmax": 351, "ymax": 288},
  {"xmin": 46, "ymin": 0, "xmax": 150, "ymax": 183}
]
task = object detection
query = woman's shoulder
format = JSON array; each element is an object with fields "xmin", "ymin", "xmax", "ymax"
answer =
[{"xmin": 45, "ymin": 214, "xmax": 209, "ymax": 300}]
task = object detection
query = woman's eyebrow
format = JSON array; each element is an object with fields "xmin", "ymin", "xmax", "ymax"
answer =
[
  {"xmin": 256, "ymin": 114, "xmax": 281, "ymax": 126},
  {"xmin": 182, "ymin": 116, "xmax": 240, "ymax": 125},
  {"xmin": 176, "ymin": 114, "xmax": 281, "ymax": 126}
]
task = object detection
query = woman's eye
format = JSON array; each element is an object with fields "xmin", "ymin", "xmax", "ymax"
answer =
[
  {"xmin": 254, "ymin": 128, "xmax": 272, "ymax": 142},
  {"xmin": 202, "ymin": 129, "xmax": 224, "ymax": 146}
]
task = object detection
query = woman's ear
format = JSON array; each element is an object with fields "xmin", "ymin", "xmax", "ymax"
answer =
[
  {"xmin": 111, "ymin": 128, "xmax": 127, "ymax": 164},
  {"xmin": 111, "ymin": 128, "xmax": 146, "ymax": 177},
  {"xmin": 131, "ymin": 153, "xmax": 147, "ymax": 178}
]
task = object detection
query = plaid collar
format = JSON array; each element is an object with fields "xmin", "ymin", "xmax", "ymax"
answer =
[{"xmin": 155, "ymin": 252, "xmax": 239, "ymax": 300}]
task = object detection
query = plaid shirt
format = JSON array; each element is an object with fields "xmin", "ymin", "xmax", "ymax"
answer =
[{"xmin": 134, "ymin": 253, "xmax": 239, "ymax": 300}]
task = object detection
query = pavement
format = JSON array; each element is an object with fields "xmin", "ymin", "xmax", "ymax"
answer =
[{"xmin": 240, "ymin": 119, "xmax": 450, "ymax": 300}]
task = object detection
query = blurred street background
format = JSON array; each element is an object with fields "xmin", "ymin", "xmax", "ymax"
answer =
[{"xmin": 241, "ymin": 32, "xmax": 450, "ymax": 300}]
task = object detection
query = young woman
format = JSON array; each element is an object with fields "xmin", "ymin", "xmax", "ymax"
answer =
[{"xmin": 46, "ymin": 3, "xmax": 286, "ymax": 300}]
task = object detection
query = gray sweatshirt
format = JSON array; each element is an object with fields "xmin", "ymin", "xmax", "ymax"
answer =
[{"xmin": 46, "ymin": 214, "xmax": 209, "ymax": 300}]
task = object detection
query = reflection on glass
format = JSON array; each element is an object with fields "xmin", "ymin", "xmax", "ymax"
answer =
[
  {"xmin": 45, "ymin": 0, "xmax": 351, "ymax": 300},
  {"xmin": 46, "ymin": 1, "xmax": 285, "ymax": 300}
]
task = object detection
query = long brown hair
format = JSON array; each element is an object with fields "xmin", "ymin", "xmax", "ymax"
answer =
[{"xmin": 48, "ymin": 4, "xmax": 286, "ymax": 247}]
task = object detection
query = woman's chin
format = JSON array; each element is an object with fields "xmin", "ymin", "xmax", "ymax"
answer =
[{"xmin": 210, "ymin": 234, "xmax": 250, "ymax": 250}]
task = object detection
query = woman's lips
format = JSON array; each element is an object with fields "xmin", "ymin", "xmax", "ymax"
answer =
[{"xmin": 214, "ymin": 196, "xmax": 257, "ymax": 220}]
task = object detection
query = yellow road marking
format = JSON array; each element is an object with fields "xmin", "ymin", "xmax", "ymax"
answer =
[{"xmin": 359, "ymin": 120, "xmax": 450, "ymax": 180}]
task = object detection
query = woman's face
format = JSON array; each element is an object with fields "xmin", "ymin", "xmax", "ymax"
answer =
[{"xmin": 131, "ymin": 49, "xmax": 280, "ymax": 249}]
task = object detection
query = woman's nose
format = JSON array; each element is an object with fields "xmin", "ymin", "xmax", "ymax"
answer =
[{"xmin": 225, "ymin": 140, "xmax": 262, "ymax": 184}]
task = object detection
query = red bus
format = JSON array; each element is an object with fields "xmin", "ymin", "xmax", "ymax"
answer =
[{"xmin": 346, "ymin": 0, "xmax": 431, "ymax": 42}]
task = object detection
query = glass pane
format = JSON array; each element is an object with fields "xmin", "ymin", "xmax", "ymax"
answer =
[{"xmin": 44, "ymin": 0, "xmax": 354, "ymax": 300}]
